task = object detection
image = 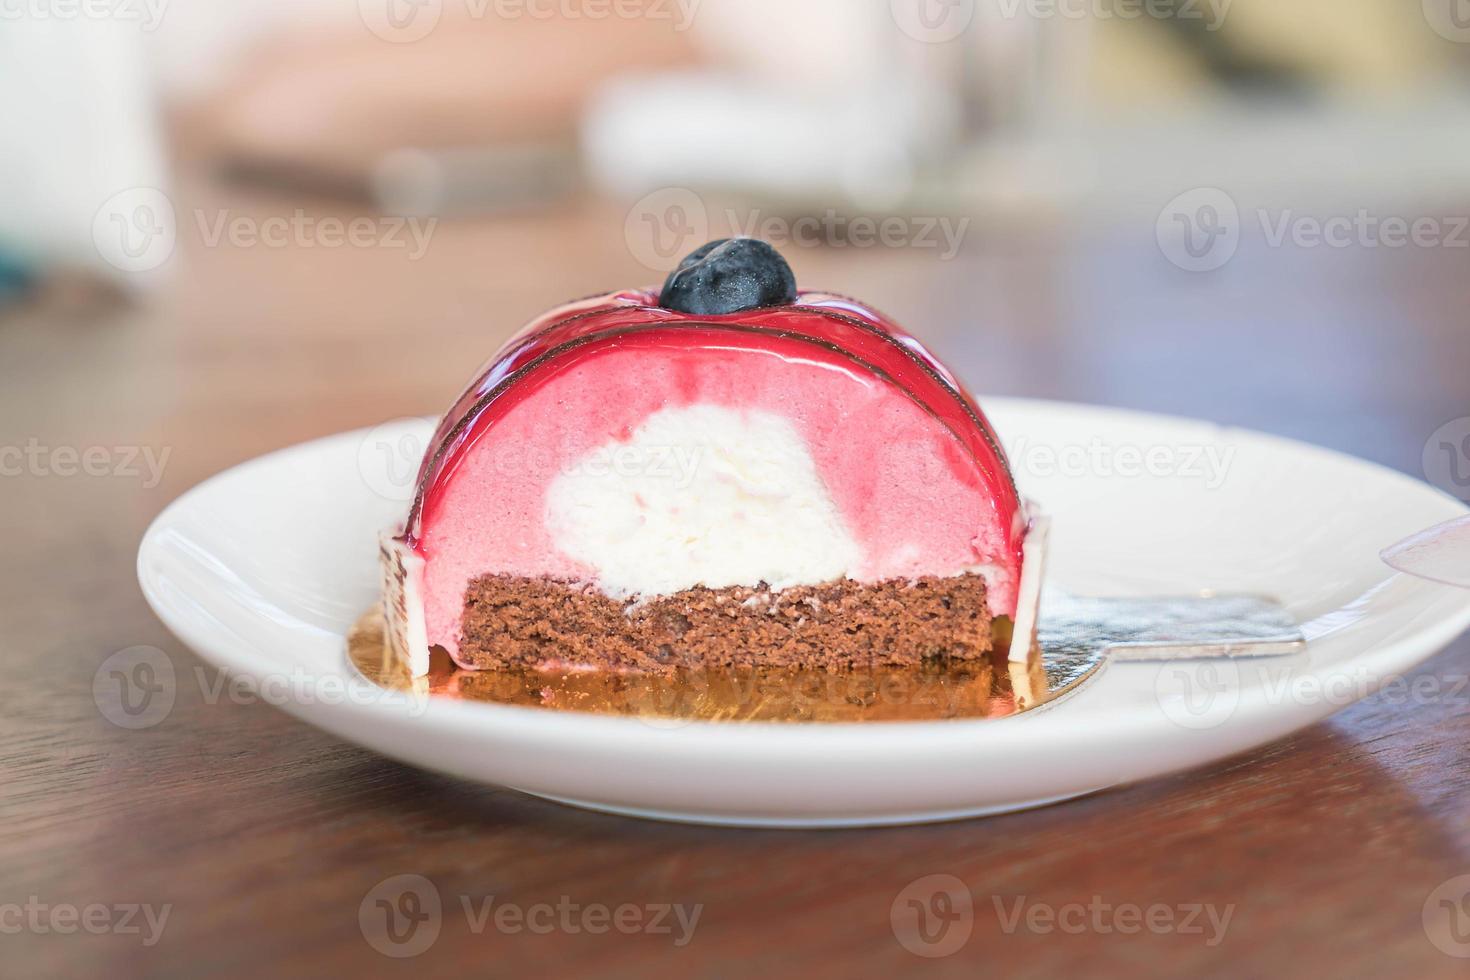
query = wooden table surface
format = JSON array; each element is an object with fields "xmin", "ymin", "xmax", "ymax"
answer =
[{"xmin": 4, "ymin": 179, "xmax": 1469, "ymax": 978}]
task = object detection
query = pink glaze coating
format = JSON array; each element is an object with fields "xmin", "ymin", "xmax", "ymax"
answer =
[{"xmin": 403, "ymin": 290, "xmax": 1025, "ymax": 661}]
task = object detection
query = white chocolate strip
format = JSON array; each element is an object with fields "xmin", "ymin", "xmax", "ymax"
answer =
[
  {"xmin": 379, "ymin": 531, "xmax": 430, "ymax": 677},
  {"xmin": 1009, "ymin": 509, "xmax": 1050, "ymax": 665}
]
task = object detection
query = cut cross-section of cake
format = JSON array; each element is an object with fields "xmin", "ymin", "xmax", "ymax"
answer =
[{"xmin": 380, "ymin": 239, "xmax": 1045, "ymax": 677}]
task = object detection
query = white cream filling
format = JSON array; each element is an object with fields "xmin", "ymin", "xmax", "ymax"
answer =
[{"xmin": 545, "ymin": 404, "xmax": 863, "ymax": 598}]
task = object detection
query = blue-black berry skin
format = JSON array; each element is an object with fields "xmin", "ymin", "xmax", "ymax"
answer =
[{"xmin": 658, "ymin": 238, "xmax": 798, "ymax": 316}]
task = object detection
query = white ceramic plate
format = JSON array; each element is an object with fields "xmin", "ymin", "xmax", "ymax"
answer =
[{"xmin": 137, "ymin": 399, "xmax": 1470, "ymax": 827}]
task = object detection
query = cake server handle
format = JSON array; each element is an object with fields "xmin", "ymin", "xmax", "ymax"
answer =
[{"xmin": 1380, "ymin": 516, "xmax": 1470, "ymax": 590}]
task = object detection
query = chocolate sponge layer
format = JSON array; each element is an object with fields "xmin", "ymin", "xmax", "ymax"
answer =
[{"xmin": 456, "ymin": 573, "xmax": 992, "ymax": 673}]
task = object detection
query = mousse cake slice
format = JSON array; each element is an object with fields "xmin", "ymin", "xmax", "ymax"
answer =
[{"xmin": 381, "ymin": 238, "xmax": 1041, "ymax": 676}]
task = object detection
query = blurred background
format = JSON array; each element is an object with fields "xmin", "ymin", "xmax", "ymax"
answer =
[
  {"xmin": 6, "ymin": 9, "xmax": 1470, "ymax": 975},
  {"xmin": 3, "ymin": 0, "xmax": 1470, "ymax": 492}
]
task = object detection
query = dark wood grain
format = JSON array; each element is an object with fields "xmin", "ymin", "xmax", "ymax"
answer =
[{"xmin": 3, "ymin": 175, "xmax": 1469, "ymax": 979}]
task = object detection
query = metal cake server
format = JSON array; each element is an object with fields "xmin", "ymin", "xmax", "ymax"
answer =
[
  {"xmin": 1028, "ymin": 514, "xmax": 1470, "ymax": 710},
  {"xmin": 1001, "ymin": 517, "xmax": 1306, "ymax": 711},
  {"xmin": 1017, "ymin": 592, "xmax": 1307, "ymax": 710}
]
